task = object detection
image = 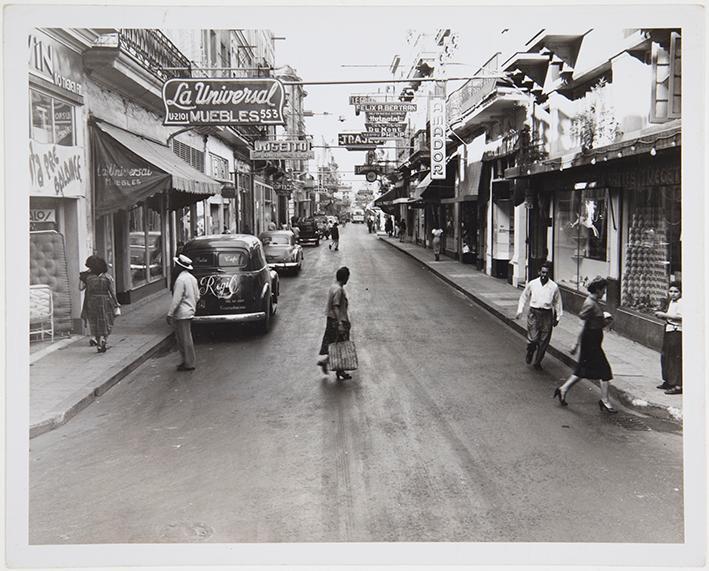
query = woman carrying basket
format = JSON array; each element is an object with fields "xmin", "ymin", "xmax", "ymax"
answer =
[{"xmin": 317, "ymin": 266, "xmax": 352, "ymax": 381}]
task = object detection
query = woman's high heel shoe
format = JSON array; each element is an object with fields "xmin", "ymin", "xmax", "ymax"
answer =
[
  {"xmin": 553, "ymin": 388, "xmax": 567, "ymax": 406},
  {"xmin": 336, "ymin": 371, "xmax": 352, "ymax": 380},
  {"xmin": 598, "ymin": 400, "xmax": 618, "ymax": 414}
]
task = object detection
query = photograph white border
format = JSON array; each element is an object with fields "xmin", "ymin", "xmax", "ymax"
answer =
[{"xmin": 3, "ymin": 1, "xmax": 706, "ymax": 568}]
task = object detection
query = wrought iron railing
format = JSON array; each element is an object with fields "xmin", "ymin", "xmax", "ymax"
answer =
[{"xmin": 119, "ymin": 29, "xmax": 192, "ymax": 82}]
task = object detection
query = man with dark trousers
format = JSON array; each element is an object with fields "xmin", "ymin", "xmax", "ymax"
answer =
[{"xmin": 515, "ymin": 261, "xmax": 562, "ymax": 369}]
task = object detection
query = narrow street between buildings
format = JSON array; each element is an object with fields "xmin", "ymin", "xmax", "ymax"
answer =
[{"xmin": 29, "ymin": 224, "xmax": 683, "ymax": 544}]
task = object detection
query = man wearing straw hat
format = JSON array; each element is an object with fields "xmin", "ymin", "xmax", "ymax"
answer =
[{"xmin": 167, "ymin": 254, "xmax": 201, "ymax": 371}]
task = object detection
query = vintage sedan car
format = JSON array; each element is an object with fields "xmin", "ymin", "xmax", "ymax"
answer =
[
  {"xmin": 181, "ymin": 234, "xmax": 279, "ymax": 333},
  {"xmin": 259, "ymin": 230, "xmax": 304, "ymax": 273},
  {"xmin": 296, "ymin": 218, "xmax": 320, "ymax": 246}
]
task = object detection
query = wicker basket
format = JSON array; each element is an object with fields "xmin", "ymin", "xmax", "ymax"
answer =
[{"xmin": 327, "ymin": 340, "xmax": 358, "ymax": 371}]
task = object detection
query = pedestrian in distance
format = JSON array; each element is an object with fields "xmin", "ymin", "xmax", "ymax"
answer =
[
  {"xmin": 385, "ymin": 216, "xmax": 393, "ymax": 237},
  {"xmin": 317, "ymin": 266, "xmax": 353, "ymax": 381},
  {"xmin": 515, "ymin": 261, "xmax": 562, "ymax": 369},
  {"xmin": 431, "ymin": 226, "xmax": 444, "ymax": 260},
  {"xmin": 367, "ymin": 217, "xmax": 373, "ymax": 234},
  {"xmin": 554, "ymin": 276, "xmax": 617, "ymax": 413},
  {"xmin": 167, "ymin": 254, "xmax": 201, "ymax": 372},
  {"xmin": 655, "ymin": 281, "xmax": 683, "ymax": 394},
  {"xmin": 329, "ymin": 221, "xmax": 340, "ymax": 251},
  {"xmin": 399, "ymin": 218, "xmax": 407, "ymax": 242},
  {"xmin": 80, "ymin": 255, "xmax": 120, "ymax": 353}
]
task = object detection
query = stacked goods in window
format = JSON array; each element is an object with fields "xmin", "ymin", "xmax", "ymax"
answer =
[{"xmin": 622, "ymin": 209, "xmax": 669, "ymax": 313}]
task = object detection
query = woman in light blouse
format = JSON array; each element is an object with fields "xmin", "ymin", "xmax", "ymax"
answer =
[{"xmin": 655, "ymin": 281, "xmax": 682, "ymax": 395}]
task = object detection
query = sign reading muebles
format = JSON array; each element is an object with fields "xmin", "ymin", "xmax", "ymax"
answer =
[
  {"xmin": 162, "ymin": 79, "xmax": 286, "ymax": 126},
  {"xmin": 429, "ymin": 96, "xmax": 446, "ymax": 179},
  {"xmin": 250, "ymin": 140, "xmax": 314, "ymax": 160}
]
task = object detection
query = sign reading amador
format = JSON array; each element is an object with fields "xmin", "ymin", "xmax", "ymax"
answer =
[{"xmin": 162, "ymin": 78, "xmax": 286, "ymax": 126}]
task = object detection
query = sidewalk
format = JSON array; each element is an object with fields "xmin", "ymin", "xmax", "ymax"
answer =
[
  {"xmin": 379, "ymin": 235, "xmax": 682, "ymax": 424},
  {"xmin": 30, "ymin": 290, "xmax": 174, "ymax": 438}
]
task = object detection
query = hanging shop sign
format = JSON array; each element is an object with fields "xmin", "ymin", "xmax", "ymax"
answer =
[
  {"xmin": 29, "ymin": 140, "xmax": 85, "ymax": 198},
  {"xmin": 354, "ymin": 164, "xmax": 383, "ymax": 175},
  {"xmin": 162, "ymin": 78, "xmax": 286, "ymax": 126},
  {"xmin": 365, "ymin": 123, "xmax": 407, "ymax": 136},
  {"xmin": 354, "ymin": 102, "xmax": 416, "ymax": 114},
  {"xmin": 250, "ymin": 139, "xmax": 314, "ymax": 160},
  {"xmin": 29, "ymin": 31, "xmax": 84, "ymax": 97},
  {"xmin": 366, "ymin": 112, "xmax": 407, "ymax": 124},
  {"xmin": 349, "ymin": 95, "xmax": 377, "ymax": 105},
  {"xmin": 338, "ymin": 133, "xmax": 384, "ymax": 148},
  {"xmin": 429, "ymin": 96, "xmax": 447, "ymax": 179}
]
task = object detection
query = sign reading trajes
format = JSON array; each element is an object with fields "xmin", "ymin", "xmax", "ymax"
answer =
[
  {"xmin": 429, "ymin": 96, "xmax": 446, "ymax": 179},
  {"xmin": 162, "ymin": 79, "xmax": 286, "ymax": 126},
  {"xmin": 250, "ymin": 140, "xmax": 314, "ymax": 160}
]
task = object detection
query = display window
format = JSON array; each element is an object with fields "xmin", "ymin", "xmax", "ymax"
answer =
[
  {"xmin": 30, "ymin": 89, "xmax": 76, "ymax": 146},
  {"xmin": 553, "ymin": 187, "xmax": 611, "ymax": 291},
  {"xmin": 128, "ymin": 200, "xmax": 164, "ymax": 288},
  {"xmin": 621, "ymin": 185, "xmax": 681, "ymax": 314}
]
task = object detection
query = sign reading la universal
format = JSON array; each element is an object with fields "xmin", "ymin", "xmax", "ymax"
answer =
[
  {"xmin": 250, "ymin": 139, "xmax": 314, "ymax": 160},
  {"xmin": 354, "ymin": 102, "xmax": 417, "ymax": 114},
  {"xmin": 162, "ymin": 78, "xmax": 286, "ymax": 126},
  {"xmin": 338, "ymin": 132, "xmax": 385, "ymax": 149},
  {"xmin": 429, "ymin": 96, "xmax": 446, "ymax": 179}
]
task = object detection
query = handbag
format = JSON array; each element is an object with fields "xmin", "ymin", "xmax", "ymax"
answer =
[
  {"xmin": 328, "ymin": 338, "xmax": 358, "ymax": 371},
  {"xmin": 114, "ymin": 306, "xmax": 121, "ymax": 316}
]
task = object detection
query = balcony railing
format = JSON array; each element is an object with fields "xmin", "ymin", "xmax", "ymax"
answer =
[
  {"xmin": 119, "ymin": 29, "xmax": 192, "ymax": 82},
  {"xmin": 446, "ymin": 54, "xmax": 499, "ymax": 125}
]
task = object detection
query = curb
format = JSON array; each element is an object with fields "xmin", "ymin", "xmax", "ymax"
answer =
[
  {"xmin": 379, "ymin": 238, "xmax": 682, "ymax": 425},
  {"xmin": 29, "ymin": 333, "xmax": 174, "ymax": 439}
]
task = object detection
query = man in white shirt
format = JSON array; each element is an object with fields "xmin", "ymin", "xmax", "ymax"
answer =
[
  {"xmin": 515, "ymin": 261, "xmax": 563, "ymax": 369},
  {"xmin": 167, "ymin": 254, "xmax": 201, "ymax": 371}
]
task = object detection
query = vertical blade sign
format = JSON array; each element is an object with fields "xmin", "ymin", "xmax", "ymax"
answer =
[{"xmin": 430, "ymin": 96, "xmax": 446, "ymax": 179}]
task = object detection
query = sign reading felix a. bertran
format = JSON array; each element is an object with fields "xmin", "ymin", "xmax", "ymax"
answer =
[{"xmin": 162, "ymin": 78, "xmax": 286, "ymax": 126}]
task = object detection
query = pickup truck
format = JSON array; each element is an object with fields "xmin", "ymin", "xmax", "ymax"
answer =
[{"xmin": 296, "ymin": 218, "xmax": 321, "ymax": 246}]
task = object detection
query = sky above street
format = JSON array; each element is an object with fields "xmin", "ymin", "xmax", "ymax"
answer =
[{"xmin": 268, "ymin": 8, "xmax": 534, "ymax": 190}]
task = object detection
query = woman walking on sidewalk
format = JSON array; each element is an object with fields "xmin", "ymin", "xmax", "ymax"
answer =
[
  {"xmin": 554, "ymin": 276, "xmax": 617, "ymax": 413},
  {"xmin": 167, "ymin": 254, "xmax": 201, "ymax": 372},
  {"xmin": 431, "ymin": 226, "xmax": 444, "ymax": 261},
  {"xmin": 655, "ymin": 281, "xmax": 683, "ymax": 395},
  {"xmin": 317, "ymin": 266, "xmax": 352, "ymax": 381},
  {"xmin": 80, "ymin": 255, "xmax": 119, "ymax": 353}
]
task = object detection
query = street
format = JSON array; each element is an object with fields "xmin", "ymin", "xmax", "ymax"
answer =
[{"xmin": 29, "ymin": 223, "xmax": 683, "ymax": 544}]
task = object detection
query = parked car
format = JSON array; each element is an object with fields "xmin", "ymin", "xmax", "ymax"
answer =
[
  {"xmin": 181, "ymin": 234, "xmax": 279, "ymax": 334},
  {"xmin": 296, "ymin": 218, "xmax": 320, "ymax": 246},
  {"xmin": 259, "ymin": 230, "xmax": 303, "ymax": 273}
]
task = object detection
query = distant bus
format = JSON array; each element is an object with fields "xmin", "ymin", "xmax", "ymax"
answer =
[{"xmin": 351, "ymin": 209, "xmax": 365, "ymax": 223}]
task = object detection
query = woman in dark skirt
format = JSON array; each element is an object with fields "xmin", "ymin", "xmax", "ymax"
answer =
[
  {"xmin": 317, "ymin": 266, "xmax": 352, "ymax": 380},
  {"xmin": 80, "ymin": 255, "xmax": 119, "ymax": 353},
  {"xmin": 655, "ymin": 281, "xmax": 682, "ymax": 394},
  {"xmin": 554, "ymin": 276, "xmax": 617, "ymax": 413}
]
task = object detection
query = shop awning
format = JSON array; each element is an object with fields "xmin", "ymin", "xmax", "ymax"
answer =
[
  {"xmin": 92, "ymin": 121, "xmax": 221, "ymax": 216},
  {"xmin": 374, "ymin": 187, "xmax": 398, "ymax": 206},
  {"xmin": 420, "ymin": 158, "xmax": 457, "ymax": 201}
]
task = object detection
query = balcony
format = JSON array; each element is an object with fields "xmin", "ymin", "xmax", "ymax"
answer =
[{"xmin": 83, "ymin": 29, "xmax": 192, "ymax": 114}]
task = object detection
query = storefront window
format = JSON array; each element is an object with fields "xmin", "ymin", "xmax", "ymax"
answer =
[
  {"xmin": 129, "ymin": 203, "xmax": 147, "ymax": 287},
  {"xmin": 146, "ymin": 202, "xmax": 163, "ymax": 281},
  {"xmin": 554, "ymin": 187, "xmax": 610, "ymax": 291},
  {"xmin": 30, "ymin": 89, "xmax": 75, "ymax": 146},
  {"xmin": 621, "ymin": 186, "xmax": 681, "ymax": 314}
]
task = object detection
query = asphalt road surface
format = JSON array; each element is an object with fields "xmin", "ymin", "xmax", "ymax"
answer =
[{"xmin": 30, "ymin": 223, "xmax": 683, "ymax": 544}]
